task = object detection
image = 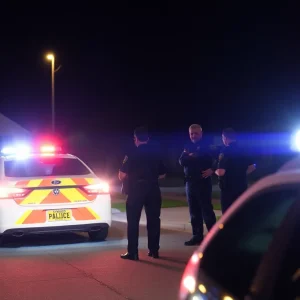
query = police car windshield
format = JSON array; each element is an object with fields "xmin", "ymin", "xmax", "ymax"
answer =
[{"xmin": 4, "ymin": 157, "xmax": 91, "ymax": 177}]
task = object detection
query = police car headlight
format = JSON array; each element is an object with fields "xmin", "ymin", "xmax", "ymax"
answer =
[{"xmin": 0, "ymin": 187, "xmax": 30, "ymax": 199}]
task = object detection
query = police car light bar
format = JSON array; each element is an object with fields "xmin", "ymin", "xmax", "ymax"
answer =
[{"xmin": 1, "ymin": 144, "xmax": 62, "ymax": 156}]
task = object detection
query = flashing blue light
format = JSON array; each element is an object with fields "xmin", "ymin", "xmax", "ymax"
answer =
[
  {"xmin": 1, "ymin": 145, "xmax": 31, "ymax": 156},
  {"xmin": 1, "ymin": 147, "xmax": 15, "ymax": 155},
  {"xmin": 291, "ymin": 130, "xmax": 300, "ymax": 152}
]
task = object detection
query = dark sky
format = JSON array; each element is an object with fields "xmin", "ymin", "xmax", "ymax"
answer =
[{"xmin": 1, "ymin": 7, "xmax": 300, "ymax": 137}]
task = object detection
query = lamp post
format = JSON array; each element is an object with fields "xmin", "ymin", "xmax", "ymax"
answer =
[{"xmin": 46, "ymin": 53, "xmax": 55, "ymax": 133}]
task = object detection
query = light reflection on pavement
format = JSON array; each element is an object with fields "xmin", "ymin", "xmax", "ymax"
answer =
[{"xmin": 0, "ymin": 221, "xmax": 195, "ymax": 300}]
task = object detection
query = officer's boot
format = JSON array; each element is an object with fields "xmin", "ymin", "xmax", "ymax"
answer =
[
  {"xmin": 184, "ymin": 236, "xmax": 203, "ymax": 246},
  {"xmin": 120, "ymin": 252, "xmax": 139, "ymax": 261},
  {"xmin": 148, "ymin": 251, "xmax": 159, "ymax": 259}
]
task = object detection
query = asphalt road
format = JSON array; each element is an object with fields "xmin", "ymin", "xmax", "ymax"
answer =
[{"xmin": 0, "ymin": 222, "xmax": 195, "ymax": 300}]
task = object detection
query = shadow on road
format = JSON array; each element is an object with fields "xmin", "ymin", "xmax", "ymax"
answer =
[
  {"xmin": 0, "ymin": 221, "xmax": 188, "ymax": 251},
  {"xmin": 0, "ymin": 221, "xmax": 126, "ymax": 248},
  {"xmin": 138, "ymin": 259, "xmax": 183, "ymax": 272},
  {"xmin": 0, "ymin": 232, "xmax": 90, "ymax": 248},
  {"xmin": 159, "ymin": 256, "xmax": 188, "ymax": 265}
]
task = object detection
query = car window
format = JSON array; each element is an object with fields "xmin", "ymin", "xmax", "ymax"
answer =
[
  {"xmin": 199, "ymin": 185, "xmax": 300, "ymax": 299},
  {"xmin": 4, "ymin": 157, "xmax": 91, "ymax": 177}
]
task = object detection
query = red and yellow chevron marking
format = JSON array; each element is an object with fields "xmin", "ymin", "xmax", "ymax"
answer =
[
  {"xmin": 14, "ymin": 177, "xmax": 95, "ymax": 188},
  {"xmin": 14, "ymin": 188, "xmax": 97, "ymax": 205},
  {"xmin": 15, "ymin": 207, "xmax": 101, "ymax": 225}
]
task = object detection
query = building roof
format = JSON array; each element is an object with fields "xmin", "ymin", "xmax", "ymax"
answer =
[{"xmin": 0, "ymin": 113, "xmax": 30, "ymax": 136}]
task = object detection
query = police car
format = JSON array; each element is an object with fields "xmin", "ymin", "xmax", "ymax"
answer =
[
  {"xmin": 0, "ymin": 143, "xmax": 111, "ymax": 243},
  {"xmin": 179, "ymin": 154, "xmax": 300, "ymax": 300}
]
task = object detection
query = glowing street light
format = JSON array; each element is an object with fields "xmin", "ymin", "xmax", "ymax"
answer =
[
  {"xmin": 46, "ymin": 53, "xmax": 55, "ymax": 133},
  {"xmin": 46, "ymin": 54, "xmax": 54, "ymax": 61}
]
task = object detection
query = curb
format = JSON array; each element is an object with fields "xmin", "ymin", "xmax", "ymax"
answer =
[
  {"xmin": 111, "ymin": 209, "xmax": 222, "ymax": 232},
  {"xmin": 159, "ymin": 222, "xmax": 193, "ymax": 233},
  {"xmin": 111, "ymin": 207, "xmax": 222, "ymax": 215},
  {"xmin": 112, "ymin": 214, "xmax": 193, "ymax": 233}
]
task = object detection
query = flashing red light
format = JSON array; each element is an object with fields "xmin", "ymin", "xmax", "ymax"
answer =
[
  {"xmin": 40, "ymin": 145, "xmax": 56, "ymax": 153},
  {"xmin": 40, "ymin": 144, "xmax": 62, "ymax": 153}
]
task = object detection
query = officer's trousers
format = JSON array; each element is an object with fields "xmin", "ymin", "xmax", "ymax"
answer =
[
  {"xmin": 126, "ymin": 182, "xmax": 162, "ymax": 254},
  {"xmin": 220, "ymin": 187, "xmax": 247, "ymax": 214},
  {"xmin": 186, "ymin": 180, "xmax": 216, "ymax": 240}
]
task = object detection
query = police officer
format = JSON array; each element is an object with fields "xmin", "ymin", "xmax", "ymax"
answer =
[
  {"xmin": 215, "ymin": 128, "xmax": 256, "ymax": 213},
  {"xmin": 179, "ymin": 124, "xmax": 217, "ymax": 246},
  {"xmin": 119, "ymin": 127, "xmax": 166, "ymax": 261}
]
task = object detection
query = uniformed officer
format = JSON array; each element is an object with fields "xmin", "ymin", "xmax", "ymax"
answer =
[
  {"xmin": 215, "ymin": 128, "xmax": 256, "ymax": 213},
  {"xmin": 118, "ymin": 127, "xmax": 166, "ymax": 261},
  {"xmin": 179, "ymin": 124, "xmax": 217, "ymax": 246}
]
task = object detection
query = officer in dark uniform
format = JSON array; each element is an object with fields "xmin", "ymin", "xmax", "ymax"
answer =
[
  {"xmin": 179, "ymin": 124, "xmax": 217, "ymax": 246},
  {"xmin": 121, "ymin": 154, "xmax": 129, "ymax": 195},
  {"xmin": 215, "ymin": 128, "xmax": 256, "ymax": 213},
  {"xmin": 118, "ymin": 127, "xmax": 166, "ymax": 261}
]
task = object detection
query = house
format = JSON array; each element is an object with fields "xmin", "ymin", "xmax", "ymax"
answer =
[{"xmin": 0, "ymin": 113, "xmax": 31, "ymax": 147}]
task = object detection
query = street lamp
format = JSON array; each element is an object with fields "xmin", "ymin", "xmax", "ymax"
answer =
[{"xmin": 46, "ymin": 53, "xmax": 55, "ymax": 133}]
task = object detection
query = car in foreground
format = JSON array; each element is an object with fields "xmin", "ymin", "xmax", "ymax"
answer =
[
  {"xmin": 0, "ymin": 143, "xmax": 111, "ymax": 244},
  {"xmin": 179, "ymin": 155, "xmax": 300, "ymax": 300}
]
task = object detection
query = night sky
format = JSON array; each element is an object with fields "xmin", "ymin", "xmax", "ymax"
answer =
[{"xmin": 1, "ymin": 7, "xmax": 300, "ymax": 138}]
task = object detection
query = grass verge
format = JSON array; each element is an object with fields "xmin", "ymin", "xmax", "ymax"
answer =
[{"xmin": 212, "ymin": 190, "xmax": 221, "ymax": 199}]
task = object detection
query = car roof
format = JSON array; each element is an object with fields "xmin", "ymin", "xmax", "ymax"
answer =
[{"xmin": 277, "ymin": 154, "xmax": 300, "ymax": 172}]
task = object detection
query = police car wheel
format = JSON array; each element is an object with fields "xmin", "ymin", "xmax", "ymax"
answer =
[{"xmin": 88, "ymin": 228, "xmax": 108, "ymax": 241}]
